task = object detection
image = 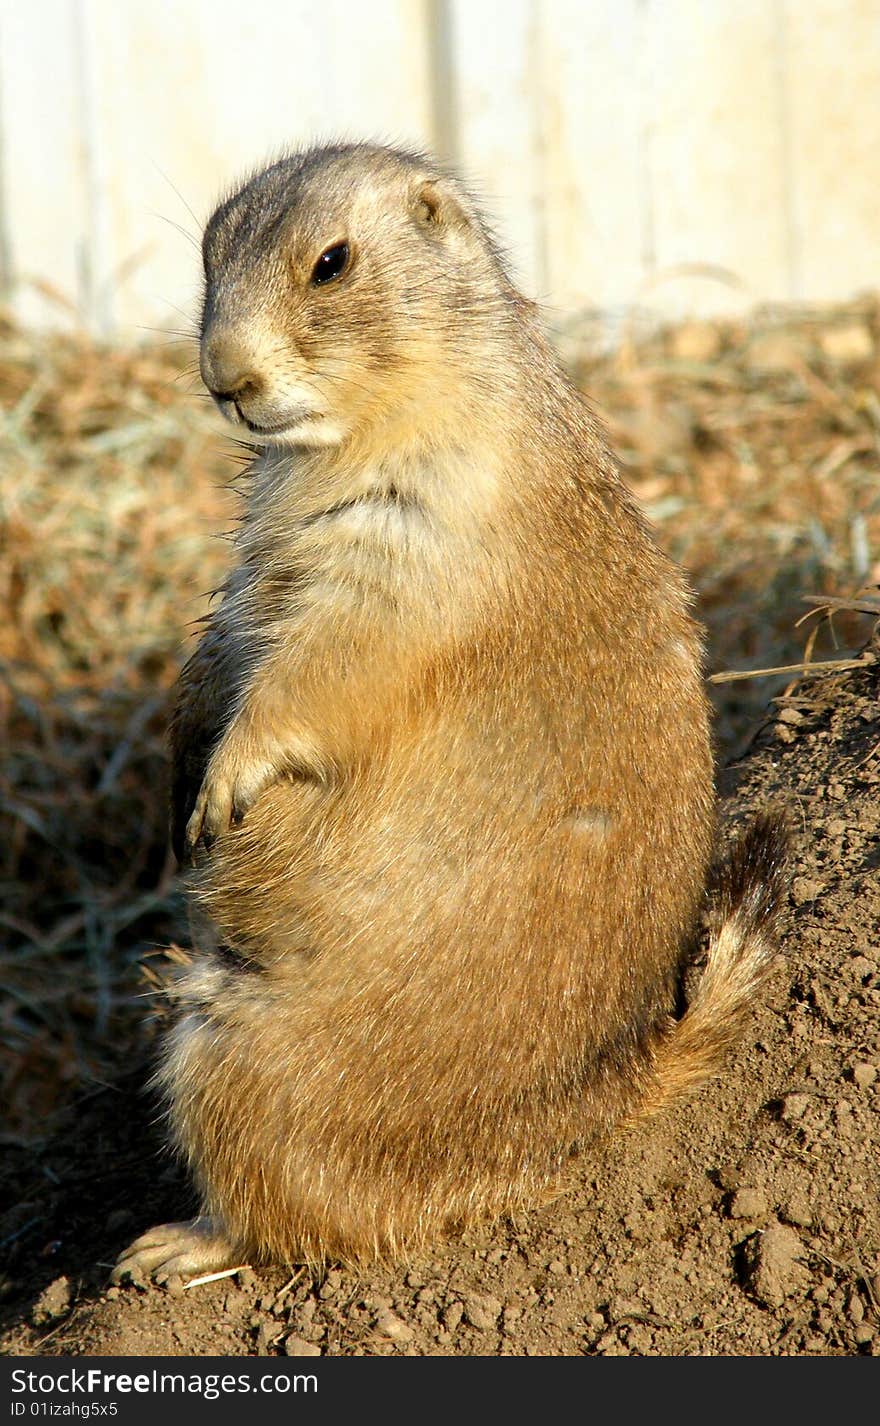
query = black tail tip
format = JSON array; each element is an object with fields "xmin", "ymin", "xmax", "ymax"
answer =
[{"xmin": 713, "ymin": 808, "xmax": 793, "ymax": 930}]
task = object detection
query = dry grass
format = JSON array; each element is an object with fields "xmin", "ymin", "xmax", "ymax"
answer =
[
  {"xmin": 0, "ymin": 317, "xmax": 236, "ymax": 1134},
  {"xmin": 569, "ymin": 297, "xmax": 880, "ymax": 750},
  {"xmin": 2, "ymin": 300, "xmax": 879, "ymax": 1139}
]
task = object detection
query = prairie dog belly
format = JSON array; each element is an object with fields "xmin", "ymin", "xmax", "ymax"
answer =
[{"xmin": 197, "ymin": 670, "xmax": 706, "ymax": 1068}]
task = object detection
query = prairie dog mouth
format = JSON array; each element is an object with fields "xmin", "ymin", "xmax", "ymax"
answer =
[
  {"xmin": 226, "ymin": 402, "xmax": 320, "ymax": 440},
  {"xmin": 233, "ymin": 404, "xmax": 345, "ymax": 449},
  {"xmin": 241, "ymin": 415, "xmax": 304, "ymax": 436}
]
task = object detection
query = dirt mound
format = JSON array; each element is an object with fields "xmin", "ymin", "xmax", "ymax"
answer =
[{"xmin": 3, "ymin": 634, "xmax": 877, "ymax": 1357}]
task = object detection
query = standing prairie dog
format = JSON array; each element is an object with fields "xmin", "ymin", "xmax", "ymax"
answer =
[{"xmin": 115, "ymin": 142, "xmax": 788, "ymax": 1280}]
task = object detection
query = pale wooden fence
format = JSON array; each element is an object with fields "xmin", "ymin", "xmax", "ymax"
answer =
[{"xmin": 1, "ymin": 0, "xmax": 878, "ymax": 335}]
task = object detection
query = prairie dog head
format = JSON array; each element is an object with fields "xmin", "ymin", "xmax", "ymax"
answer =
[{"xmin": 199, "ymin": 143, "xmax": 516, "ymax": 450}]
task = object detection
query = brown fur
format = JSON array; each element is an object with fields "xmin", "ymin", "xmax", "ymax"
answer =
[{"xmin": 115, "ymin": 143, "xmax": 789, "ymax": 1279}]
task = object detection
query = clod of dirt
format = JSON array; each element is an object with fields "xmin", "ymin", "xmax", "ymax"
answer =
[
  {"xmin": 792, "ymin": 878, "xmax": 824, "ymax": 906},
  {"xmin": 462, "ymin": 1293, "xmax": 502, "ymax": 1331},
  {"xmin": 779, "ymin": 1093, "xmax": 811, "ymax": 1122},
  {"xmin": 375, "ymin": 1308, "xmax": 415, "ymax": 1344},
  {"xmin": 318, "ymin": 1270, "xmax": 342, "ymax": 1300},
  {"xmin": 30, "ymin": 1276, "xmax": 71, "ymax": 1326},
  {"xmin": 779, "ymin": 1192, "xmax": 812, "ymax": 1229},
  {"xmin": 254, "ymin": 1322, "xmax": 281, "ymax": 1355},
  {"xmin": 741, "ymin": 1225, "xmax": 809, "ymax": 1309},
  {"xmin": 852, "ymin": 1063, "xmax": 877, "ymax": 1090},
  {"xmin": 283, "ymin": 1336, "xmax": 322, "ymax": 1357},
  {"xmin": 727, "ymin": 1188, "xmax": 768, "ymax": 1220}
]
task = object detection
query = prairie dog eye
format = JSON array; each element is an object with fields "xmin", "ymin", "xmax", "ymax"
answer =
[{"xmin": 311, "ymin": 242, "xmax": 350, "ymax": 286}]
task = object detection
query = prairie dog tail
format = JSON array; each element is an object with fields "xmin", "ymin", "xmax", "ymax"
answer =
[{"xmin": 642, "ymin": 812, "xmax": 792, "ymax": 1116}]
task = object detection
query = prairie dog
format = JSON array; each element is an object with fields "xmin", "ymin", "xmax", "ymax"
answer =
[{"xmin": 115, "ymin": 143, "xmax": 788, "ymax": 1279}]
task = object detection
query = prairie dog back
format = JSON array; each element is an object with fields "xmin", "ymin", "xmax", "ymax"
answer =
[{"xmin": 114, "ymin": 143, "xmax": 787, "ymax": 1279}]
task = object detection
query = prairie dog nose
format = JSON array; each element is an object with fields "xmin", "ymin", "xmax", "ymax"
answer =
[{"xmin": 201, "ymin": 329, "xmax": 263, "ymax": 399}]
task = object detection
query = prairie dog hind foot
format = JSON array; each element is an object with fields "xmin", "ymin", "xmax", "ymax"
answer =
[{"xmin": 111, "ymin": 1215, "xmax": 246, "ymax": 1285}]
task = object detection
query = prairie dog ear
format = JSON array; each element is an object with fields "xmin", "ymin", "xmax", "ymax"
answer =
[{"xmin": 412, "ymin": 178, "xmax": 469, "ymax": 232}]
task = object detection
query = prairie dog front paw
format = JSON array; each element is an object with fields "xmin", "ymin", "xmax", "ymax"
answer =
[{"xmin": 185, "ymin": 742, "xmax": 280, "ymax": 855}]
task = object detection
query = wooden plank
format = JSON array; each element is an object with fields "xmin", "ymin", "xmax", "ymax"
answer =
[
  {"xmin": 643, "ymin": 0, "xmax": 789, "ymax": 315},
  {"xmin": 532, "ymin": 0, "xmax": 645, "ymax": 321},
  {"xmin": 446, "ymin": 0, "xmax": 546, "ymax": 298},
  {"xmin": 2, "ymin": 0, "xmax": 879, "ymax": 329},
  {"xmin": 0, "ymin": 1, "xmax": 87, "ymax": 326},
  {"xmin": 323, "ymin": 1, "xmax": 433, "ymax": 149},
  {"xmin": 783, "ymin": 0, "xmax": 880, "ymax": 302}
]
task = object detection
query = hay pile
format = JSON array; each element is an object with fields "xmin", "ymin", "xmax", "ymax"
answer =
[
  {"xmin": 0, "ymin": 318, "xmax": 235, "ymax": 1132},
  {"xmin": 1, "ymin": 300, "xmax": 878, "ymax": 1138},
  {"xmin": 571, "ymin": 297, "xmax": 880, "ymax": 747}
]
